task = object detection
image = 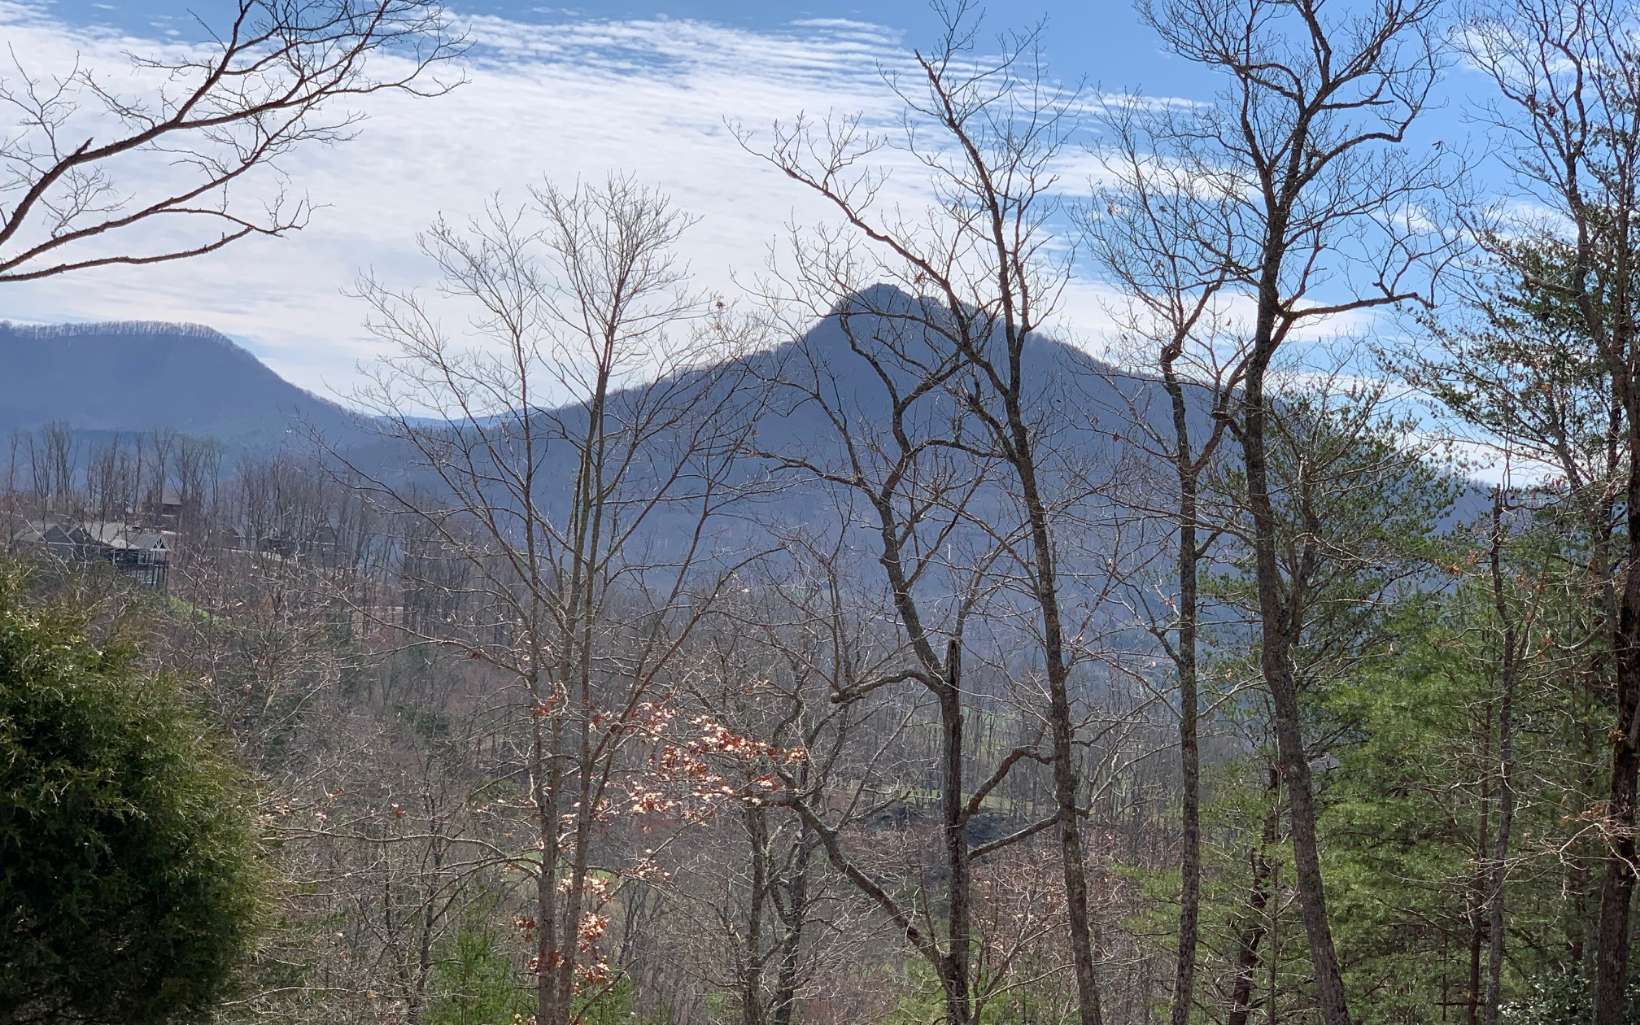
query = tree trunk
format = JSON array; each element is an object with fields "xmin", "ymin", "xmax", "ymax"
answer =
[
  {"xmin": 771, "ymin": 834, "xmax": 814, "ymax": 1025},
  {"xmin": 1482, "ymin": 694, "xmax": 1517, "ymax": 1023},
  {"xmin": 1595, "ymin": 675, "xmax": 1639, "ymax": 1025},
  {"xmin": 1242, "ymin": 318, "xmax": 1353, "ymax": 1025},
  {"xmin": 1003, "ymin": 407, "xmax": 1105, "ymax": 1025},
  {"xmin": 535, "ymin": 718, "xmax": 566, "ymax": 1025},
  {"xmin": 743, "ymin": 805, "xmax": 770, "ymax": 1025},
  {"xmin": 1228, "ymin": 768, "xmax": 1281, "ymax": 1025},
  {"xmin": 1483, "ymin": 490, "xmax": 1520, "ymax": 1025},
  {"xmin": 940, "ymin": 639, "xmax": 974, "ymax": 1025},
  {"xmin": 1164, "ymin": 360, "xmax": 1203, "ymax": 1025},
  {"xmin": 1595, "ymin": 415, "xmax": 1640, "ymax": 1025},
  {"xmin": 1468, "ymin": 717, "xmax": 1490, "ymax": 1025}
]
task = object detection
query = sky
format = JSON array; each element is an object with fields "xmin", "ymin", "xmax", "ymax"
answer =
[{"xmin": 0, "ymin": 0, "xmax": 1496, "ymax": 407}]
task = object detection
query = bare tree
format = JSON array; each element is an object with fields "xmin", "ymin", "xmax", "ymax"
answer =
[
  {"xmin": 741, "ymin": 286, "xmax": 1053, "ymax": 1025},
  {"xmin": 655, "ymin": 543, "xmax": 891, "ymax": 1025},
  {"xmin": 745, "ymin": 10, "xmax": 1136, "ymax": 1021},
  {"xmin": 1087, "ymin": 96, "xmax": 1250, "ymax": 1025},
  {"xmin": 1127, "ymin": 0, "xmax": 1460, "ymax": 1019},
  {"xmin": 346, "ymin": 177, "xmax": 760, "ymax": 1025},
  {"xmin": 1459, "ymin": 2, "xmax": 1640, "ymax": 1018},
  {"xmin": 0, "ymin": 0, "xmax": 460, "ymax": 283}
]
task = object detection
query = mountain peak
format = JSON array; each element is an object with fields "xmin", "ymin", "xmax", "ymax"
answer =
[
  {"xmin": 828, "ymin": 283, "xmax": 923, "ymax": 317},
  {"xmin": 0, "ymin": 320, "xmax": 355, "ymax": 446}
]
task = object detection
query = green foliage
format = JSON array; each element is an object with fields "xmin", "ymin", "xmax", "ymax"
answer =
[
  {"xmin": 1409, "ymin": 232, "xmax": 1622, "ymax": 488},
  {"xmin": 424, "ymin": 921, "xmax": 653, "ymax": 1025},
  {"xmin": 882, "ymin": 961, "xmax": 947, "ymax": 1025},
  {"xmin": 1190, "ymin": 528, "xmax": 1600, "ymax": 1023},
  {"xmin": 426, "ymin": 924, "xmax": 531, "ymax": 1025},
  {"xmin": 1314, "ymin": 574, "xmax": 1591, "ymax": 1023},
  {"xmin": 391, "ymin": 701, "xmax": 453, "ymax": 743},
  {"xmin": 1318, "ymin": 601, "xmax": 1486, "ymax": 1021},
  {"xmin": 1504, "ymin": 970, "xmax": 1640, "ymax": 1025},
  {"xmin": 574, "ymin": 975, "xmax": 644, "ymax": 1025},
  {"xmin": 0, "ymin": 566, "xmax": 261, "ymax": 1025}
]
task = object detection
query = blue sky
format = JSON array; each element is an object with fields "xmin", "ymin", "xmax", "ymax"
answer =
[
  {"xmin": 50, "ymin": 1, "xmax": 1183, "ymax": 82},
  {"xmin": 1, "ymin": 0, "xmax": 1497, "ymax": 400}
]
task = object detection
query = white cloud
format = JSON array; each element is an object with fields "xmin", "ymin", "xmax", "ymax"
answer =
[
  {"xmin": 14, "ymin": 2, "xmax": 1392, "ymax": 420},
  {"xmin": 0, "ymin": 3, "xmax": 947, "ymax": 401}
]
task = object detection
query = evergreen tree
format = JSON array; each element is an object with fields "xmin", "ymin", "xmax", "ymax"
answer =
[{"xmin": 0, "ymin": 566, "xmax": 261, "ymax": 1025}]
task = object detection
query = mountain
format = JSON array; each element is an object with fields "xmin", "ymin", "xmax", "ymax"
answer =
[
  {"xmin": 745, "ymin": 283, "xmax": 1171, "ymax": 465},
  {"xmin": 4, "ymin": 294, "xmax": 1482, "ymax": 534},
  {"xmin": 0, "ymin": 321, "xmax": 361, "ymax": 447}
]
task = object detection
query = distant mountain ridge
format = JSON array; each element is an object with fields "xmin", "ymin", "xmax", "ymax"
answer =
[
  {"xmin": 3, "ymin": 298, "xmax": 1482, "ymax": 531},
  {"xmin": 0, "ymin": 320, "xmax": 360, "ymax": 445}
]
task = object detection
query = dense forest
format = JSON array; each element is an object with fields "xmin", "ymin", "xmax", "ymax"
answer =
[{"xmin": 5, "ymin": 0, "xmax": 1640, "ymax": 1024}]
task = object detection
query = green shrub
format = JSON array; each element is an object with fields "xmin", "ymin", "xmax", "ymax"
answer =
[
  {"xmin": 1504, "ymin": 970, "xmax": 1640, "ymax": 1025},
  {"xmin": 0, "ymin": 568, "xmax": 261, "ymax": 1025},
  {"xmin": 427, "ymin": 924, "xmax": 532, "ymax": 1025}
]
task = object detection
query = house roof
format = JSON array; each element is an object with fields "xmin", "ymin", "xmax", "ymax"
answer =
[
  {"xmin": 19, "ymin": 518, "xmax": 170, "ymax": 550},
  {"xmin": 84, "ymin": 522, "xmax": 169, "ymax": 550}
]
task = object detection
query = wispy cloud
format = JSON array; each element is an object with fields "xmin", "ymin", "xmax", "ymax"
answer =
[{"xmin": 0, "ymin": 3, "xmax": 943, "ymax": 399}]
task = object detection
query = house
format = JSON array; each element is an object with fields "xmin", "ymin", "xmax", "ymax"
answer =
[
  {"xmin": 15, "ymin": 517, "xmax": 172, "ymax": 589},
  {"xmin": 86, "ymin": 522, "xmax": 172, "ymax": 589}
]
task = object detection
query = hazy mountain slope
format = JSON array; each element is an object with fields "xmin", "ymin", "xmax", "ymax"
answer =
[
  {"xmin": 0, "ymin": 321, "xmax": 361, "ymax": 446},
  {"xmin": 4, "ymin": 295, "xmax": 1483, "ymax": 533}
]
